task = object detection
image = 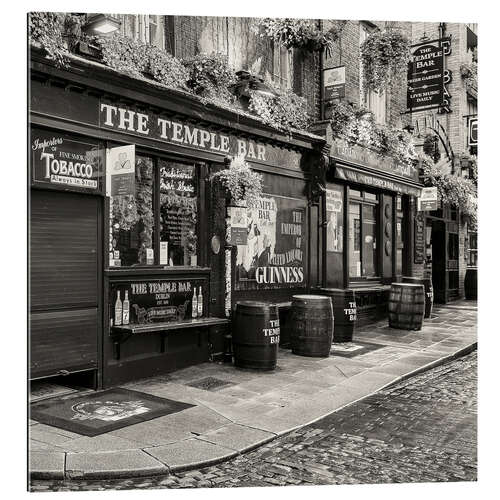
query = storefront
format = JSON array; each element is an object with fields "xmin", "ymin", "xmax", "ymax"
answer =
[
  {"xmin": 29, "ymin": 50, "xmax": 325, "ymax": 388},
  {"xmin": 320, "ymin": 139, "xmax": 424, "ymax": 325}
]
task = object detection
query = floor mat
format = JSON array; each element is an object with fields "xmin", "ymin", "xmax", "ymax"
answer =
[
  {"xmin": 30, "ymin": 387, "xmax": 195, "ymax": 437},
  {"xmin": 330, "ymin": 341, "xmax": 384, "ymax": 358}
]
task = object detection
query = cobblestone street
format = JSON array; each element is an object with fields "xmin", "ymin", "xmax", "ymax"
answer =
[{"xmin": 30, "ymin": 350, "xmax": 477, "ymax": 492}]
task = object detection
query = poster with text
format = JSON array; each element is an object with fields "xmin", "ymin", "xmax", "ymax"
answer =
[
  {"xmin": 326, "ymin": 188, "xmax": 343, "ymax": 253},
  {"xmin": 235, "ymin": 196, "xmax": 306, "ymax": 288}
]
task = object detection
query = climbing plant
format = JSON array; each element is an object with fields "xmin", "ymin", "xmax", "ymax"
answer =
[{"xmin": 28, "ymin": 12, "xmax": 69, "ymax": 67}]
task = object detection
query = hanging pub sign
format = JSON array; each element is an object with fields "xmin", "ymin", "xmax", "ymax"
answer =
[
  {"xmin": 468, "ymin": 117, "xmax": 478, "ymax": 147},
  {"xmin": 106, "ymin": 145, "xmax": 136, "ymax": 197},
  {"xmin": 417, "ymin": 187, "xmax": 438, "ymax": 211},
  {"xmin": 235, "ymin": 196, "xmax": 306, "ymax": 289},
  {"xmin": 322, "ymin": 66, "xmax": 345, "ymax": 119},
  {"xmin": 31, "ymin": 128, "xmax": 103, "ymax": 193},
  {"xmin": 407, "ymin": 38, "xmax": 451, "ymax": 113}
]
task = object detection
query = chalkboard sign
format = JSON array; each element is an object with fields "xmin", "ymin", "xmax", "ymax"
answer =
[
  {"xmin": 414, "ymin": 213, "xmax": 425, "ymax": 264},
  {"xmin": 110, "ymin": 278, "xmax": 206, "ymax": 327}
]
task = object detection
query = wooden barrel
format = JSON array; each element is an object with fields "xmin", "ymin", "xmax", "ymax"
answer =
[
  {"xmin": 319, "ymin": 288, "xmax": 356, "ymax": 343},
  {"xmin": 290, "ymin": 295, "xmax": 333, "ymax": 357},
  {"xmin": 388, "ymin": 283, "xmax": 425, "ymax": 331},
  {"xmin": 232, "ymin": 301, "xmax": 279, "ymax": 370},
  {"xmin": 464, "ymin": 268, "xmax": 477, "ymax": 300},
  {"xmin": 402, "ymin": 276, "xmax": 434, "ymax": 318}
]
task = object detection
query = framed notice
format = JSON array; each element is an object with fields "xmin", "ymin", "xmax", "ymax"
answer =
[
  {"xmin": 468, "ymin": 117, "xmax": 478, "ymax": 147},
  {"xmin": 106, "ymin": 145, "xmax": 136, "ymax": 197},
  {"xmin": 326, "ymin": 187, "xmax": 344, "ymax": 253},
  {"xmin": 229, "ymin": 206, "xmax": 248, "ymax": 246}
]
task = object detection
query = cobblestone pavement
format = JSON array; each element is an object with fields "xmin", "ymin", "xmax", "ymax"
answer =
[{"xmin": 30, "ymin": 351, "xmax": 477, "ymax": 491}]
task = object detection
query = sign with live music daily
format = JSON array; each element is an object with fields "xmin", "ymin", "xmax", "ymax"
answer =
[
  {"xmin": 407, "ymin": 39, "xmax": 446, "ymax": 111},
  {"xmin": 31, "ymin": 128, "xmax": 103, "ymax": 193}
]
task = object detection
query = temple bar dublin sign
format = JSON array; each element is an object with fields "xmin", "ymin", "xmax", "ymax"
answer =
[{"xmin": 407, "ymin": 37, "xmax": 451, "ymax": 113}]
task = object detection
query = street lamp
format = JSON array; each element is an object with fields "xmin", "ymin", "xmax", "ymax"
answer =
[
  {"xmin": 83, "ymin": 14, "xmax": 121, "ymax": 35},
  {"xmin": 230, "ymin": 70, "xmax": 278, "ymax": 99}
]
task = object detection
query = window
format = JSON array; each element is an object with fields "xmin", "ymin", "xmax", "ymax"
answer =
[
  {"xmin": 272, "ymin": 42, "xmax": 292, "ymax": 89},
  {"xmin": 349, "ymin": 189, "xmax": 379, "ymax": 279},
  {"xmin": 109, "ymin": 153, "xmax": 201, "ymax": 268},
  {"xmin": 121, "ymin": 14, "xmax": 165, "ymax": 49},
  {"xmin": 159, "ymin": 160, "xmax": 198, "ymax": 266},
  {"xmin": 110, "ymin": 155, "xmax": 154, "ymax": 267},
  {"xmin": 467, "ymin": 231, "xmax": 478, "ymax": 267},
  {"xmin": 359, "ymin": 24, "xmax": 386, "ymax": 124}
]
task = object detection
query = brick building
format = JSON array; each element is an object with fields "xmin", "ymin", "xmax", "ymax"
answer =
[{"xmin": 409, "ymin": 22, "xmax": 477, "ymax": 302}]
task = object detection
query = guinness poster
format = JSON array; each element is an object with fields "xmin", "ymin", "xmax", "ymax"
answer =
[{"xmin": 235, "ymin": 196, "xmax": 306, "ymax": 289}]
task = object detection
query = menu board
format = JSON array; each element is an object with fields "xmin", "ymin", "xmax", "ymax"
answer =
[
  {"xmin": 414, "ymin": 213, "xmax": 425, "ymax": 264},
  {"xmin": 159, "ymin": 162, "xmax": 197, "ymax": 265},
  {"xmin": 326, "ymin": 187, "xmax": 344, "ymax": 253}
]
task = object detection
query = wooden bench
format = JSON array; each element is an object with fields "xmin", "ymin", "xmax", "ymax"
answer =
[{"xmin": 110, "ymin": 317, "xmax": 230, "ymax": 360}]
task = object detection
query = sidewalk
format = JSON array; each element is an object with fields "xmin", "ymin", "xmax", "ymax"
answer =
[{"xmin": 29, "ymin": 300, "xmax": 477, "ymax": 480}]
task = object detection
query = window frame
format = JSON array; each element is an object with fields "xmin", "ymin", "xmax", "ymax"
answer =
[
  {"xmin": 359, "ymin": 23, "xmax": 387, "ymax": 124},
  {"xmin": 272, "ymin": 41, "xmax": 293, "ymax": 90},
  {"xmin": 348, "ymin": 187, "xmax": 381, "ymax": 282},
  {"xmin": 106, "ymin": 143, "xmax": 208, "ymax": 270}
]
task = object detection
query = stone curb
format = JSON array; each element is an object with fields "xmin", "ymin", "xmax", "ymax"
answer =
[{"xmin": 30, "ymin": 340, "xmax": 477, "ymax": 481}]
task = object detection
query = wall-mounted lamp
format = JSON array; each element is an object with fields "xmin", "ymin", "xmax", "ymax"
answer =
[
  {"xmin": 230, "ymin": 70, "xmax": 278, "ymax": 100},
  {"xmin": 83, "ymin": 13, "xmax": 121, "ymax": 35}
]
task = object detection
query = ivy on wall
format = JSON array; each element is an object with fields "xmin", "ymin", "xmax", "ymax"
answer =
[
  {"xmin": 329, "ymin": 101, "xmax": 416, "ymax": 170},
  {"xmin": 29, "ymin": 12, "xmax": 311, "ymax": 135},
  {"xmin": 419, "ymin": 153, "xmax": 478, "ymax": 228}
]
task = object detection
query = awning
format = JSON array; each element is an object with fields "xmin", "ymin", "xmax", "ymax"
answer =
[{"xmin": 334, "ymin": 163, "xmax": 423, "ymax": 197}]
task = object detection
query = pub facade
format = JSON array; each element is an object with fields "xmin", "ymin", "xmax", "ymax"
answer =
[{"xmin": 29, "ymin": 48, "xmax": 326, "ymax": 388}]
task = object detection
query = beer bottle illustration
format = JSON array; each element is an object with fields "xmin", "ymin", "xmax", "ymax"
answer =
[
  {"xmin": 192, "ymin": 286, "xmax": 198, "ymax": 319},
  {"xmin": 114, "ymin": 291, "xmax": 122, "ymax": 326},
  {"xmin": 197, "ymin": 286, "xmax": 203, "ymax": 317},
  {"xmin": 122, "ymin": 290, "xmax": 130, "ymax": 325}
]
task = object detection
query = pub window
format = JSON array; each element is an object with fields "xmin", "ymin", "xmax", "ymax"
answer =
[
  {"xmin": 348, "ymin": 189, "xmax": 379, "ymax": 279},
  {"xmin": 110, "ymin": 155, "xmax": 155, "ymax": 267},
  {"xmin": 109, "ymin": 153, "xmax": 201, "ymax": 268},
  {"xmin": 159, "ymin": 160, "xmax": 198, "ymax": 266},
  {"xmin": 467, "ymin": 231, "xmax": 478, "ymax": 267}
]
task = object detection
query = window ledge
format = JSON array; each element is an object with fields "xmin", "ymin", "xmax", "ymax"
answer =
[{"xmin": 105, "ymin": 266, "xmax": 211, "ymax": 277}]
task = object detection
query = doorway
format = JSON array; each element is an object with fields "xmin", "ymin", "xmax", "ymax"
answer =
[{"xmin": 431, "ymin": 219, "xmax": 446, "ymax": 303}]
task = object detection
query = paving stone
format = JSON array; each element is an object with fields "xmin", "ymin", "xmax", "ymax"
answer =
[
  {"xmin": 146, "ymin": 438, "xmax": 237, "ymax": 470},
  {"xmin": 30, "ymin": 451, "xmax": 65, "ymax": 479},
  {"xmin": 65, "ymin": 449, "xmax": 168, "ymax": 479},
  {"xmin": 197, "ymin": 423, "xmax": 275, "ymax": 452}
]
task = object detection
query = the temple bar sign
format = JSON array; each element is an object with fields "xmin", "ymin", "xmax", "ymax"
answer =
[{"xmin": 100, "ymin": 103, "xmax": 267, "ymax": 162}]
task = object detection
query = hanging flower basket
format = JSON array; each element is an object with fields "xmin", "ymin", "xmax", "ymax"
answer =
[
  {"xmin": 360, "ymin": 28, "xmax": 411, "ymax": 92},
  {"xmin": 210, "ymin": 155, "xmax": 263, "ymax": 207}
]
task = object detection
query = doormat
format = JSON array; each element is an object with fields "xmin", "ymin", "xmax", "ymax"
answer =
[
  {"xmin": 330, "ymin": 341, "xmax": 384, "ymax": 358},
  {"xmin": 30, "ymin": 381, "xmax": 79, "ymax": 403},
  {"xmin": 30, "ymin": 388, "xmax": 195, "ymax": 437},
  {"xmin": 187, "ymin": 377, "xmax": 235, "ymax": 391}
]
